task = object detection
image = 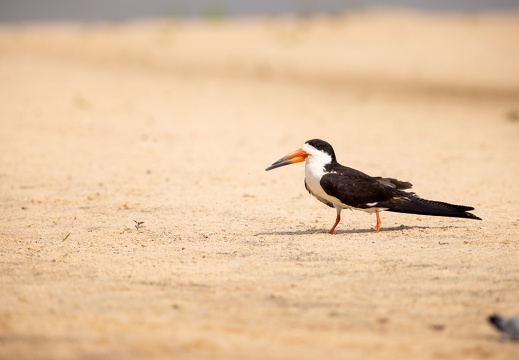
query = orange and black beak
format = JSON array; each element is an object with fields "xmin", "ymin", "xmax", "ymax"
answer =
[{"xmin": 265, "ymin": 149, "xmax": 309, "ymax": 171}]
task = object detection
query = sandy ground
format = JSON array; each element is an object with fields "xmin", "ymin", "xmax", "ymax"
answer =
[{"xmin": 1, "ymin": 10, "xmax": 519, "ymax": 359}]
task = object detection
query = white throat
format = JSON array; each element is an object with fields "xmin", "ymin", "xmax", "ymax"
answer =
[{"xmin": 302, "ymin": 143, "xmax": 333, "ymax": 201}]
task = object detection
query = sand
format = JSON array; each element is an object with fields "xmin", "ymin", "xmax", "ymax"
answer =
[{"xmin": 1, "ymin": 10, "xmax": 519, "ymax": 359}]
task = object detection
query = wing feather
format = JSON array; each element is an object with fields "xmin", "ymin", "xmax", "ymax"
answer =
[{"xmin": 320, "ymin": 169, "xmax": 403, "ymax": 209}]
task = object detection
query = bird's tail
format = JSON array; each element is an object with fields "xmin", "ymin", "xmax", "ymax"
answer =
[
  {"xmin": 488, "ymin": 315, "xmax": 505, "ymax": 331},
  {"xmin": 382, "ymin": 195, "xmax": 481, "ymax": 220}
]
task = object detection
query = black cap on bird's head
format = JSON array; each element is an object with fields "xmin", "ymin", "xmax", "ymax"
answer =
[
  {"xmin": 265, "ymin": 139, "xmax": 336, "ymax": 171},
  {"xmin": 304, "ymin": 139, "xmax": 336, "ymax": 162}
]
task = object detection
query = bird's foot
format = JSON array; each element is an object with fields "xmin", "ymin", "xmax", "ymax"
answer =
[
  {"xmin": 373, "ymin": 210, "xmax": 382, "ymax": 232},
  {"xmin": 328, "ymin": 214, "xmax": 340, "ymax": 235}
]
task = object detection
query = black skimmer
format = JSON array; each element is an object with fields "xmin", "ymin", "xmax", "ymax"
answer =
[{"xmin": 266, "ymin": 139, "xmax": 481, "ymax": 234}]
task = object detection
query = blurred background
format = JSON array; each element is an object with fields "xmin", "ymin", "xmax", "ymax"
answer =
[
  {"xmin": 1, "ymin": 0, "xmax": 518, "ymax": 201},
  {"xmin": 1, "ymin": 0, "xmax": 518, "ymax": 22}
]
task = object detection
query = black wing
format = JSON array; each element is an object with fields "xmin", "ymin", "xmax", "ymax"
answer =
[
  {"xmin": 373, "ymin": 177, "xmax": 412, "ymax": 190},
  {"xmin": 320, "ymin": 166, "xmax": 403, "ymax": 208},
  {"xmin": 321, "ymin": 164, "xmax": 481, "ymax": 220}
]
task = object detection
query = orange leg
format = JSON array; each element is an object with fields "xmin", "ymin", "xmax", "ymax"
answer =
[
  {"xmin": 373, "ymin": 210, "xmax": 381, "ymax": 232},
  {"xmin": 329, "ymin": 213, "xmax": 341, "ymax": 235}
]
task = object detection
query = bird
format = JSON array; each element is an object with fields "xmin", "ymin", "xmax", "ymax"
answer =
[
  {"xmin": 265, "ymin": 139, "xmax": 481, "ymax": 234},
  {"xmin": 488, "ymin": 314, "xmax": 519, "ymax": 340}
]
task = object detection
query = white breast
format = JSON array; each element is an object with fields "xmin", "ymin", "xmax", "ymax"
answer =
[
  {"xmin": 304, "ymin": 160, "xmax": 331, "ymax": 201},
  {"xmin": 302, "ymin": 145, "xmax": 345, "ymax": 208},
  {"xmin": 302, "ymin": 143, "xmax": 383, "ymax": 213}
]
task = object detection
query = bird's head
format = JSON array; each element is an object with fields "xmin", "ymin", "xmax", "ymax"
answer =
[{"xmin": 265, "ymin": 139, "xmax": 336, "ymax": 171}]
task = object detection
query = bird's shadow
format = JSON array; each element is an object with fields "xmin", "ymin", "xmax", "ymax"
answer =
[{"xmin": 254, "ymin": 224, "xmax": 460, "ymax": 236}]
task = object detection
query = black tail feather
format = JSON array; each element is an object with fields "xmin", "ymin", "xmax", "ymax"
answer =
[{"xmin": 381, "ymin": 196, "xmax": 481, "ymax": 220}]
